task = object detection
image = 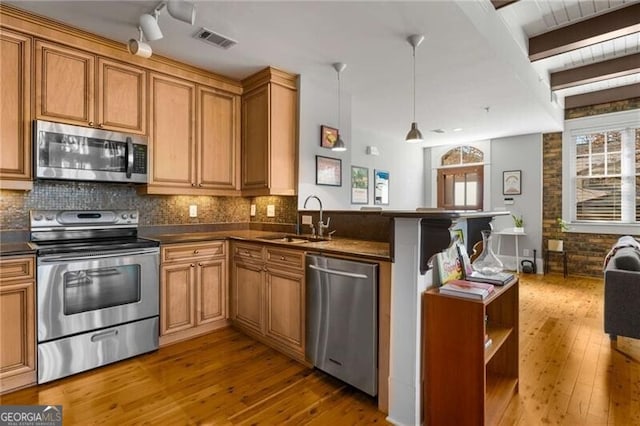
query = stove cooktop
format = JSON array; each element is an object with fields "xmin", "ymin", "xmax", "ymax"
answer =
[{"xmin": 30, "ymin": 237, "xmax": 159, "ymax": 256}]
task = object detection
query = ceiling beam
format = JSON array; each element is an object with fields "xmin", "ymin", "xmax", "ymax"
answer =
[
  {"xmin": 491, "ymin": 0, "xmax": 520, "ymax": 10},
  {"xmin": 564, "ymin": 83, "xmax": 640, "ymax": 109},
  {"xmin": 529, "ymin": 3, "xmax": 640, "ymax": 62},
  {"xmin": 551, "ymin": 53, "xmax": 640, "ymax": 90}
]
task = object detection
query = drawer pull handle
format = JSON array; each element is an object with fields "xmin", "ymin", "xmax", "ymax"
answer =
[
  {"xmin": 91, "ymin": 329, "xmax": 118, "ymax": 342},
  {"xmin": 194, "ymin": 250, "xmax": 199, "ymax": 254},
  {"xmin": 190, "ymin": 264, "xmax": 195, "ymax": 268},
  {"xmin": 280, "ymin": 256, "xmax": 286, "ymax": 260}
]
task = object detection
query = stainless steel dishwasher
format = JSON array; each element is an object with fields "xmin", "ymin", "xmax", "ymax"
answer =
[{"xmin": 306, "ymin": 254, "xmax": 378, "ymax": 396}]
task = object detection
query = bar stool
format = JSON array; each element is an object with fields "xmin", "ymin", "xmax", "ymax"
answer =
[{"xmin": 544, "ymin": 250, "xmax": 568, "ymax": 277}]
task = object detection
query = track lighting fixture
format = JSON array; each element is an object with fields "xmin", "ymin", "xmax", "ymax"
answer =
[
  {"xmin": 127, "ymin": 28, "xmax": 153, "ymax": 58},
  {"xmin": 139, "ymin": 11, "xmax": 163, "ymax": 41},
  {"xmin": 405, "ymin": 34, "xmax": 424, "ymax": 143},
  {"xmin": 332, "ymin": 62, "xmax": 347, "ymax": 152},
  {"xmin": 129, "ymin": 0, "xmax": 197, "ymax": 58}
]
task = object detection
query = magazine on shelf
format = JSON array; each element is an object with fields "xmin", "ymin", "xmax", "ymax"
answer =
[
  {"xmin": 466, "ymin": 270, "xmax": 514, "ymax": 286},
  {"xmin": 439, "ymin": 279, "xmax": 495, "ymax": 300},
  {"xmin": 435, "ymin": 244, "xmax": 463, "ymax": 285}
]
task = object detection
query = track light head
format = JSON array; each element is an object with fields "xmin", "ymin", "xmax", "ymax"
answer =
[
  {"xmin": 140, "ymin": 12, "xmax": 163, "ymax": 41},
  {"xmin": 167, "ymin": 0, "xmax": 196, "ymax": 25}
]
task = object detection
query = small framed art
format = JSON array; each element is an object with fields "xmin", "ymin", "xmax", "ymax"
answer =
[{"xmin": 316, "ymin": 155, "xmax": 342, "ymax": 186}]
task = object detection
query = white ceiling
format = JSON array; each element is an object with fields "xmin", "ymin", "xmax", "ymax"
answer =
[{"xmin": 6, "ymin": 0, "xmax": 639, "ymax": 146}]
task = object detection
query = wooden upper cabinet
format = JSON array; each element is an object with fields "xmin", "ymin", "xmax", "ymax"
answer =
[
  {"xmin": 197, "ymin": 86, "xmax": 239, "ymax": 190},
  {"xmin": 242, "ymin": 85, "xmax": 270, "ymax": 190},
  {"xmin": 144, "ymin": 74, "xmax": 241, "ymax": 195},
  {"xmin": 0, "ymin": 28, "xmax": 32, "ymax": 189},
  {"xmin": 241, "ymin": 67, "xmax": 298, "ymax": 196},
  {"xmin": 35, "ymin": 40, "xmax": 146, "ymax": 134},
  {"xmin": 148, "ymin": 72, "xmax": 196, "ymax": 188},
  {"xmin": 98, "ymin": 58, "xmax": 146, "ymax": 134}
]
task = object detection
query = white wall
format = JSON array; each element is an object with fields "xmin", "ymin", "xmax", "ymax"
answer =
[
  {"xmin": 424, "ymin": 134, "xmax": 543, "ymax": 268},
  {"xmin": 297, "ymin": 75, "xmax": 425, "ymax": 210}
]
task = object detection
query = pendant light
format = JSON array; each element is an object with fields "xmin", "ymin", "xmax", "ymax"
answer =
[
  {"xmin": 405, "ymin": 34, "xmax": 424, "ymax": 143},
  {"xmin": 332, "ymin": 62, "xmax": 347, "ymax": 152}
]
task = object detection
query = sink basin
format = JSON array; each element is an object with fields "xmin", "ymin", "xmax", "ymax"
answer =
[{"xmin": 257, "ymin": 234, "xmax": 328, "ymax": 244}]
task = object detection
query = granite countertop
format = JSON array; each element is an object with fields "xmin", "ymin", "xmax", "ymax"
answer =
[
  {"xmin": 0, "ymin": 242, "xmax": 36, "ymax": 257},
  {"xmin": 143, "ymin": 230, "xmax": 390, "ymax": 261}
]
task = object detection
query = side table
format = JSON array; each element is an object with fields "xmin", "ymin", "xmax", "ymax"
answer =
[{"xmin": 544, "ymin": 250, "xmax": 567, "ymax": 277}]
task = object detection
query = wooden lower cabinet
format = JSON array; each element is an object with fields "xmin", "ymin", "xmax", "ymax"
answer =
[
  {"xmin": 0, "ymin": 256, "xmax": 36, "ymax": 394},
  {"xmin": 231, "ymin": 242, "xmax": 306, "ymax": 361},
  {"xmin": 160, "ymin": 242, "xmax": 228, "ymax": 346}
]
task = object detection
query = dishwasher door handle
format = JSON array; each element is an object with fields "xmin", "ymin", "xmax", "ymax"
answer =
[{"xmin": 308, "ymin": 264, "xmax": 368, "ymax": 279}]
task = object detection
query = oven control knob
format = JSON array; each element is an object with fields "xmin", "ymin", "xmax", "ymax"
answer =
[
  {"xmin": 33, "ymin": 214, "xmax": 43, "ymax": 221},
  {"xmin": 121, "ymin": 213, "xmax": 128, "ymax": 219},
  {"xmin": 130, "ymin": 213, "xmax": 136, "ymax": 219},
  {"xmin": 45, "ymin": 215, "xmax": 54, "ymax": 221}
]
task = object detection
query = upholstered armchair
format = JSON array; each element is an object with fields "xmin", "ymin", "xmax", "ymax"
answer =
[{"xmin": 604, "ymin": 236, "xmax": 640, "ymax": 347}]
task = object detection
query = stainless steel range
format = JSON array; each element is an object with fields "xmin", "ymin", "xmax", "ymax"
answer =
[{"xmin": 30, "ymin": 210, "xmax": 160, "ymax": 384}]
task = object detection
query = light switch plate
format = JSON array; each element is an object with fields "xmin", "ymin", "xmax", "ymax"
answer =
[
  {"xmin": 267, "ymin": 205, "xmax": 275, "ymax": 217},
  {"xmin": 250, "ymin": 204, "xmax": 256, "ymax": 216},
  {"xmin": 189, "ymin": 205, "xmax": 197, "ymax": 217},
  {"xmin": 301, "ymin": 215, "xmax": 313, "ymax": 225}
]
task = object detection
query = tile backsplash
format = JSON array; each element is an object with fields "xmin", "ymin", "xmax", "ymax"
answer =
[{"xmin": 0, "ymin": 181, "xmax": 297, "ymax": 230}]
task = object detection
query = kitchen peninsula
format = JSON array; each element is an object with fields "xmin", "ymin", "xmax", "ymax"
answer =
[{"xmin": 381, "ymin": 209, "xmax": 509, "ymax": 425}]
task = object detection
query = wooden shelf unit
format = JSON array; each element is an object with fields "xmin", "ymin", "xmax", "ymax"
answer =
[{"xmin": 423, "ymin": 278, "xmax": 519, "ymax": 425}]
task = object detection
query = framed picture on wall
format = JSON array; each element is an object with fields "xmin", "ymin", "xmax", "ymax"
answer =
[
  {"xmin": 503, "ymin": 170, "xmax": 521, "ymax": 195},
  {"xmin": 320, "ymin": 125, "xmax": 338, "ymax": 149},
  {"xmin": 351, "ymin": 166, "xmax": 369, "ymax": 204},
  {"xmin": 374, "ymin": 169, "xmax": 389, "ymax": 205},
  {"xmin": 316, "ymin": 155, "xmax": 342, "ymax": 186}
]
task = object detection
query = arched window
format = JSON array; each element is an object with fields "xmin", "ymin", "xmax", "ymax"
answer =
[{"xmin": 438, "ymin": 146, "xmax": 484, "ymax": 210}]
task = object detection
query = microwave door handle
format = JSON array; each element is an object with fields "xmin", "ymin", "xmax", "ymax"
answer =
[{"xmin": 126, "ymin": 137, "xmax": 133, "ymax": 178}]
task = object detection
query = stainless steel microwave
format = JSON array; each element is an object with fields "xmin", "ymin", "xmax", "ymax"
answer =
[{"xmin": 34, "ymin": 120, "xmax": 148, "ymax": 183}]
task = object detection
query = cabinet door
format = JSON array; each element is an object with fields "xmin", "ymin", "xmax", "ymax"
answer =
[
  {"xmin": 232, "ymin": 260, "xmax": 264, "ymax": 334},
  {"xmin": 0, "ymin": 279, "xmax": 35, "ymax": 392},
  {"xmin": 269, "ymin": 83, "xmax": 297, "ymax": 194},
  {"xmin": 161, "ymin": 263, "xmax": 196, "ymax": 335},
  {"xmin": 0, "ymin": 29, "xmax": 31, "ymax": 186},
  {"xmin": 197, "ymin": 86, "xmax": 239, "ymax": 189},
  {"xmin": 35, "ymin": 40, "xmax": 94, "ymax": 126},
  {"xmin": 149, "ymin": 73, "xmax": 195, "ymax": 187},
  {"xmin": 196, "ymin": 258, "xmax": 227, "ymax": 325},
  {"xmin": 241, "ymin": 85, "xmax": 269, "ymax": 190},
  {"xmin": 265, "ymin": 266, "xmax": 304, "ymax": 354},
  {"xmin": 98, "ymin": 58, "xmax": 146, "ymax": 134}
]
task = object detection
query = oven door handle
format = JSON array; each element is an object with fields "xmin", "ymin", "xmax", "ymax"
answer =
[{"xmin": 38, "ymin": 247, "xmax": 159, "ymax": 263}]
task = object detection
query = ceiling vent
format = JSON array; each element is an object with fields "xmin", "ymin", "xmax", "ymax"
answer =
[{"xmin": 193, "ymin": 27, "xmax": 237, "ymax": 49}]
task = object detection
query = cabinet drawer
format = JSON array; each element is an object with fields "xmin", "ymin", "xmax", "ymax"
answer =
[
  {"xmin": 233, "ymin": 243, "xmax": 264, "ymax": 261},
  {"xmin": 0, "ymin": 256, "xmax": 35, "ymax": 283},
  {"xmin": 265, "ymin": 248, "xmax": 304, "ymax": 270},
  {"xmin": 162, "ymin": 241, "xmax": 225, "ymax": 263}
]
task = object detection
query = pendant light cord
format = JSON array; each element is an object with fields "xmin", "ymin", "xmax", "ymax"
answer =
[
  {"xmin": 412, "ymin": 45, "xmax": 416, "ymax": 122},
  {"xmin": 337, "ymin": 70, "xmax": 341, "ymax": 130}
]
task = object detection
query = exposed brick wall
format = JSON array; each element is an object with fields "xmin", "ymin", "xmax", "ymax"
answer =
[{"xmin": 543, "ymin": 97, "xmax": 640, "ymax": 277}]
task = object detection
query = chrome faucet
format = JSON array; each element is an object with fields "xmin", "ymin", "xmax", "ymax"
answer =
[{"xmin": 303, "ymin": 195, "xmax": 330, "ymax": 237}]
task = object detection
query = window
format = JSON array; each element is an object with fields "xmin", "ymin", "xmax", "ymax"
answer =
[
  {"xmin": 437, "ymin": 165, "xmax": 483, "ymax": 210},
  {"xmin": 437, "ymin": 146, "xmax": 485, "ymax": 210},
  {"xmin": 563, "ymin": 109, "xmax": 640, "ymax": 234}
]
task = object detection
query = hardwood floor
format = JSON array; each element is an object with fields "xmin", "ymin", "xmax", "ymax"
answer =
[
  {"xmin": 1, "ymin": 273, "xmax": 638, "ymax": 425},
  {"xmin": 501, "ymin": 273, "xmax": 640, "ymax": 425}
]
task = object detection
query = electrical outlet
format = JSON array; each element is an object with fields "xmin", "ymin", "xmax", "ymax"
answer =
[
  {"xmin": 267, "ymin": 205, "xmax": 275, "ymax": 217},
  {"xmin": 189, "ymin": 205, "xmax": 197, "ymax": 218},
  {"xmin": 250, "ymin": 204, "xmax": 256, "ymax": 216},
  {"xmin": 523, "ymin": 249, "xmax": 530, "ymax": 257},
  {"xmin": 301, "ymin": 215, "xmax": 313, "ymax": 225}
]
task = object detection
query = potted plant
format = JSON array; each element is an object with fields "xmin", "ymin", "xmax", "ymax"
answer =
[
  {"xmin": 548, "ymin": 218, "xmax": 569, "ymax": 252},
  {"xmin": 512, "ymin": 215, "xmax": 524, "ymax": 233}
]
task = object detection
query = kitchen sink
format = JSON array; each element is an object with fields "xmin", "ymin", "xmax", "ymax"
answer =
[{"xmin": 257, "ymin": 234, "xmax": 329, "ymax": 244}]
